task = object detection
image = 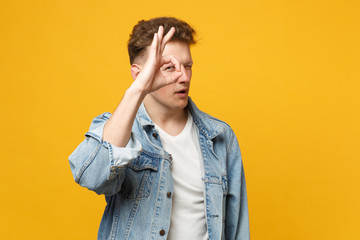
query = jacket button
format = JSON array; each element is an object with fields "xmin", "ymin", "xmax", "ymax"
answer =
[
  {"xmin": 169, "ymin": 155, "xmax": 173, "ymax": 160},
  {"xmin": 159, "ymin": 229, "xmax": 166, "ymax": 236},
  {"xmin": 167, "ymin": 192, "xmax": 172, "ymax": 198},
  {"xmin": 152, "ymin": 132, "xmax": 158, "ymax": 138}
]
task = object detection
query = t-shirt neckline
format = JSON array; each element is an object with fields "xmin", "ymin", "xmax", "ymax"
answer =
[{"xmin": 154, "ymin": 111, "xmax": 193, "ymax": 141}]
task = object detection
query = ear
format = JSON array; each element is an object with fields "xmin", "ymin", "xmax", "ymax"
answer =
[{"xmin": 130, "ymin": 64, "xmax": 142, "ymax": 80}]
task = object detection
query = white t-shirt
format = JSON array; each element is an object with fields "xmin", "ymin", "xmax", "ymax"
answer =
[{"xmin": 154, "ymin": 112, "xmax": 209, "ymax": 240}]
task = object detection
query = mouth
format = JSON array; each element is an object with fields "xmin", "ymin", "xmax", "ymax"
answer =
[
  {"xmin": 176, "ymin": 90, "xmax": 187, "ymax": 94},
  {"xmin": 174, "ymin": 89, "xmax": 188, "ymax": 97},
  {"xmin": 175, "ymin": 88, "xmax": 188, "ymax": 94}
]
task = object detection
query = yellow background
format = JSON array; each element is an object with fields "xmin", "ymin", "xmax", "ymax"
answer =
[{"xmin": 1, "ymin": 0, "xmax": 359, "ymax": 239}]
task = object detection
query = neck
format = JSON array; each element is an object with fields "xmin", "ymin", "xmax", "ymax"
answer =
[{"xmin": 143, "ymin": 97, "xmax": 188, "ymax": 136}]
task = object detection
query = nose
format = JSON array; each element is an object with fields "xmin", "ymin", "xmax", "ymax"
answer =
[{"xmin": 178, "ymin": 65, "xmax": 191, "ymax": 84}]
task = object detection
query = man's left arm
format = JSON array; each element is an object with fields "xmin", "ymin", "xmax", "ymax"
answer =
[{"xmin": 225, "ymin": 130, "xmax": 250, "ymax": 239}]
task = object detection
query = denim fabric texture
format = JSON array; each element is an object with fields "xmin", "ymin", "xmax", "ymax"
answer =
[{"xmin": 69, "ymin": 97, "xmax": 250, "ymax": 240}]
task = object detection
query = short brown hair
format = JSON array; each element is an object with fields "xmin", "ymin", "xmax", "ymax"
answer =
[{"xmin": 128, "ymin": 17, "xmax": 197, "ymax": 64}]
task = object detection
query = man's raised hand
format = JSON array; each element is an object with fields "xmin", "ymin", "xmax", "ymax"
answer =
[{"xmin": 132, "ymin": 26, "xmax": 183, "ymax": 94}]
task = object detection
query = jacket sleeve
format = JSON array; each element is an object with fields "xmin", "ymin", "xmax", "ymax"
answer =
[
  {"xmin": 68, "ymin": 112, "xmax": 142, "ymax": 196},
  {"xmin": 225, "ymin": 130, "xmax": 250, "ymax": 239}
]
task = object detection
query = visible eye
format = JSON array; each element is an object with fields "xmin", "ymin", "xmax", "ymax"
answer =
[
  {"xmin": 165, "ymin": 66, "xmax": 175, "ymax": 71},
  {"xmin": 185, "ymin": 65, "xmax": 192, "ymax": 69},
  {"xmin": 162, "ymin": 63, "xmax": 175, "ymax": 72}
]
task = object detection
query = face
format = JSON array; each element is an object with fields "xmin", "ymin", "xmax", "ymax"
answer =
[{"xmin": 145, "ymin": 41, "xmax": 193, "ymax": 112}]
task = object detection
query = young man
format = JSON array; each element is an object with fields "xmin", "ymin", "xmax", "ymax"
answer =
[{"xmin": 69, "ymin": 17, "xmax": 249, "ymax": 240}]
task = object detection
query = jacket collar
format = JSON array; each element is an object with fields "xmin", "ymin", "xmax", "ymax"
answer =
[
  {"xmin": 137, "ymin": 102, "xmax": 154, "ymax": 127},
  {"xmin": 136, "ymin": 97, "xmax": 225, "ymax": 140},
  {"xmin": 187, "ymin": 97, "xmax": 225, "ymax": 140}
]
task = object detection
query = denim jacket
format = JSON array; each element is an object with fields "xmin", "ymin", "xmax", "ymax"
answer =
[{"xmin": 69, "ymin": 97, "xmax": 249, "ymax": 240}]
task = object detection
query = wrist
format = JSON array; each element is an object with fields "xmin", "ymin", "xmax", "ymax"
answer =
[{"xmin": 127, "ymin": 82, "xmax": 148, "ymax": 99}]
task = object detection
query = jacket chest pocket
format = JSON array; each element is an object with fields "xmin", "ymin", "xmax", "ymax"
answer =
[{"xmin": 121, "ymin": 153, "xmax": 159, "ymax": 199}]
